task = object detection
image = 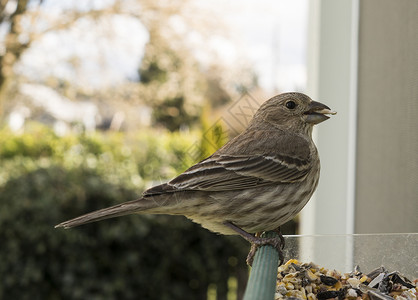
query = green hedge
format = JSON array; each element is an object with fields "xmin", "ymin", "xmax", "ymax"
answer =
[{"xmin": 0, "ymin": 124, "xmax": 249, "ymax": 299}]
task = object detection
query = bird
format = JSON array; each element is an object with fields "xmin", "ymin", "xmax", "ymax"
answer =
[{"xmin": 55, "ymin": 92, "xmax": 336, "ymax": 265}]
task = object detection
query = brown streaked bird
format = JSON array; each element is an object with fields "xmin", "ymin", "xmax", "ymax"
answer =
[{"xmin": 55, "ymin": 92, "xmax": 336, "ymax": 265}]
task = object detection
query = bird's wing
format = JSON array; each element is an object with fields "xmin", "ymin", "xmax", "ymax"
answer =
[{"xmin": 144, "ymin": 133, "xmax": 313, "ymax": 195}]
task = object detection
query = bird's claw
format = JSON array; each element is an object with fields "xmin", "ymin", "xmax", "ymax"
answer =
[
  {"xmin": 246, "ymin": 234, "xmax": 285, "ymax": 266},
  {"xmin": 222, "ymin": 222, "xmax": 285, "ymax": 266}
]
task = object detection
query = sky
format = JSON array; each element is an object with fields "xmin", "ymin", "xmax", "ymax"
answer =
[
  {"xmin": 16, "ymin": 0, "xmax": 308, "ymax": 94},
  {"xmin": 201, "ymin": 0, "xmax": 308, "ymax": 92}
]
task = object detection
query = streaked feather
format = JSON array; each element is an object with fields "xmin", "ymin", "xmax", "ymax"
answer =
[{"xmin": 144, "ymin": 132, "xmax": 312, "ymax": 195}]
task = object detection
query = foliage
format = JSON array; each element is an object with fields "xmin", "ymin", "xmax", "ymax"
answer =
[
  {"xmin": 138, "ymin": 33, "xmax": 205, "ymax": 131},
  {"xmin": 0, "ymin": 124, "xmax": 249, "ymax": 299}
]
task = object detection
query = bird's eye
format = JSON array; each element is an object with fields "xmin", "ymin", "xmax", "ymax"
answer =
[{"xmin": 285, "ymin": 101, "xmax": 297, "ymax": 110}]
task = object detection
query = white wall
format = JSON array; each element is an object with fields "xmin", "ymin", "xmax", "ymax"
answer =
[{"xmin": 301, "ymin": 0, "xmax": 359, "ymax": 236}]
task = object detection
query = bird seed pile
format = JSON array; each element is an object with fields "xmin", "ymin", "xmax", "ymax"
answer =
[{"xmin": 276, "ymin": 259, "xmax": 417, "ymax": 300}]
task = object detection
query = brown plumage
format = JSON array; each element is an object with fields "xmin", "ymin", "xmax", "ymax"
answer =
[{"xmin": 56, "ymin": 92, "xmax": 335, "ymax": 262}]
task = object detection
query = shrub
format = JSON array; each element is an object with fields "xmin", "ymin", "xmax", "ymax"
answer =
[{"xmin": 0, "ymin": 125, "xmax": 249, "ymax": 299}]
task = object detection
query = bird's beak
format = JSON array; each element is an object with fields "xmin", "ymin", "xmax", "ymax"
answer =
[{"xmin": 304, "ymin": 101, "xmax": 337, "ymax": 124}]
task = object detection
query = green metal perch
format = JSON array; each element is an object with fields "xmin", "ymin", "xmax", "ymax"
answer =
[{"xmin": 243, "ymin": 231, "xmax": 281, "ymax": 300}]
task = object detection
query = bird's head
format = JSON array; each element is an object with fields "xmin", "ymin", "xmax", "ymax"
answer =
[{"xmin": 250, "ymin": 92, "xmax": 336, "ymax": 134}]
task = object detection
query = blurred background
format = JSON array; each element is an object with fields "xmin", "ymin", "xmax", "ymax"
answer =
[{"xmin": 0, "ymin": 0, "xmax": 416, "ymax": 299}]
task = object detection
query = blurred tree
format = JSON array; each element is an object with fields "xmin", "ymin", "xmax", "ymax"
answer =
[
  {"xmin": 1, "ymin": 0, "xmax": 257, "ymax": 132},
  {"xmin": 134, "ymin": 0, "xmax": 244, "ymax": 132},
  {"xmin": 0, "ymin": 0, "xmax": 126, "ymax": 118},
  {"xmin": 0, "ymin": 0, "xmax": 31, "ymax": 115},
  {"xmin": 138, "ymin": 33, "xmax": 203, "ymax": 131}
]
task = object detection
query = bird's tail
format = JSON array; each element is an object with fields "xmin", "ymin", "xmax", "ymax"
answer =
[{"xmin": 55, "ymin": 198, "xmax": 152, "ymax": 229}]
